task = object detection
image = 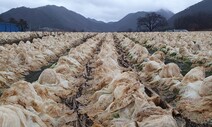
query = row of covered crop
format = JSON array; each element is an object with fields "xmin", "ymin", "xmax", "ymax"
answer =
[
  {"xmin": 0, "ymin": 32, "xmax": 58, "ymax": 44},
  {"xmin": 0, "ymin": 33, "xmax": 94, "ymax": 86},
  {"xmin": 77, "ymin": 34, "xmax": 178, "ymax": 127},
  {"xmin": 0, "ymin": 33, "xmax": 104, "ymax": 127},
  {"xmin": 116, "ymin": 33, "xmax": 212, "ymax": 125},
  {"xmin": 125, "ymin": 32, "xmax": 212, "ymax": 71}
]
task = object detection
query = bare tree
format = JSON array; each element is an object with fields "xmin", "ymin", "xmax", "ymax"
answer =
[
  {"xmin": 18, "ymin": 19, "xmax": 28, "ymax": 31},
  {"xmin": 137, "ymin": 12, "xmax": 167, "ymax": 31}
]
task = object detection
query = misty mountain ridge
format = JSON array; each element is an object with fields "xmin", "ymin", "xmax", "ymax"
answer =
[
  {"xmin": 1, "ymin": 0, "xmax": 212, "ymax": 32},
  {"xmin": 0, "ymin": 5, "xmax": 175, "ymax": 32}
]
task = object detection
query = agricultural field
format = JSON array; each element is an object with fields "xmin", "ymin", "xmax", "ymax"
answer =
[{"xmin": 0, "ymin": 32, "xmax": 211, "ymax": 127}]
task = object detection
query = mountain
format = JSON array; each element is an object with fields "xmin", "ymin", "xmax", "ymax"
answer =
[
  {"xmin": 0, "ymin": 5, "xmax": 174, "ymax": 32},
  {"xmin": 87, "ymin": 18, "xmax": 105, "ymax": 24},
  {"xmin": 110, "ymin": 11, "xmax": 147, "ymax": 31},
  {"xmin": 107, "ymin": 9, "xmax": 174, "ymax": 32},
  {"xmin": 0, "ymin": 5, "xmax": 109, "ymax": 31},
  {"xmin": 169, "ymin": 0, "xmax": 212, "ymax": 25}
]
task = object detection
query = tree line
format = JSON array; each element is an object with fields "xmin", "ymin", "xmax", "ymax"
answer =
[{"xmin": 0, "ymin": 17, "xmax": 28, "ymax": 31}]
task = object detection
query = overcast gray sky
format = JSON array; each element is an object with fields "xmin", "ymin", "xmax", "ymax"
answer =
[{"xmin": 0, "ymin": 0, "xmax": 202, "ymax": 22}]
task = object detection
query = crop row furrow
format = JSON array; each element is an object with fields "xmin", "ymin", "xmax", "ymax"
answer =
[{"xmin": 77, "ymin": 33, "xmax": 178, "ymax": 127}]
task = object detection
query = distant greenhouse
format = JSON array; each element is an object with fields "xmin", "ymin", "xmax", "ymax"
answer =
[{"xmin": 0, "ymin": 22, "xmax": 20, "ymax": 32}]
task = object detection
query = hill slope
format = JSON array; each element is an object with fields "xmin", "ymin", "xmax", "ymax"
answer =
[
  {"xmin": 169, "ymin": 0, "xmax": 212, "ymax": 25},
  {"xmin": 0, "ymin": 5, "xmax": 110, "ymax": 31}
]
